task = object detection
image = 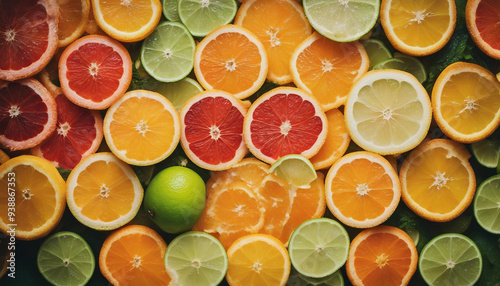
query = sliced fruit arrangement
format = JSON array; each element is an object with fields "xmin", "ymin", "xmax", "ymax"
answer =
[
  {"xmin": 474, "ymin": 174, "xmax": 500, "ymax": 234},
  {"xmin": 178, "ymin": 0, "xmax": 238, "ymax": 37},
  {"xmin": 466, "ymin": 0, "xmax": 500, "ymax": 60},
  {"xmin": 57, "ymin": 0, "xmax": 90, "ymax": 47}
]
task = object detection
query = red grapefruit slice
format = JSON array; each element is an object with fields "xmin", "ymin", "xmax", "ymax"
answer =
[
  {"xmin": 243, "ymin": 86, "xmax": 327, "ymax": 164},
  {"xmin": 58, "ymin": 35, "xmax": 132, "ymax": 110},
  {"xmin": 180, "ymin": 90, "xmax": 249, "ymax": 171},
  {"xmin": 0, "ymin": 0, "xmax": 59, "ymax": 81},
  {"xmin": 0, "ymin": 78, "xmax": 57, "ymax": 151},
  {"xmin": 466, "ymin": 0, "xmax": 500, "ymax": 60},
  {"xmin": 31, "ymin": 93, "xmax": 103, "ymax": 170}
]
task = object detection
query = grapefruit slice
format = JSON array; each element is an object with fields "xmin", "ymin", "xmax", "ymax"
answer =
[
  {"xmin": 243, "ymin": 87, "xmax": 327, "ymax": 164},
  {"xmin": 0, "ymin": 78, "xmax": 57, "ymax": 151},
  {"xmin": 466, "ymin": 0, "xmax": 500, "ymax": 60},
  {"xmin": 0, "ymin": 0, "xmax": 59, "ymax": 81},
  {"xmin": 31, "ymin": 93, "xmax": 103, "ymax": 170}
]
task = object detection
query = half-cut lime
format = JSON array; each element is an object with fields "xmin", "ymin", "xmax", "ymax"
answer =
[
  {"xmin": 163, "ymin": 0, "xmax": 180, "ymax": 21},
  {"xmin": 178, "ymin": 0, "xmax": 238, "ymax": 37},
  {"xmin": 373, "ymin": 53, "xmax": 427, "ymax": 83},
  {"xmin": 474, "ymin": 174, "xmax": 500, "ymax": 234},
  {"xmin": 361, "ymin": 38, "xmax": 393, "ymax": 70},
  {"xmin": 471, "ymin": 139, "xmax": 500, "ymax": 168},
  {"xmin": 151, "ymin": 77, "xmax": 203, "ymax": 111},
  {"xmin": 269, "ymin": 154, "xmax": 317, "ymax": 188}
]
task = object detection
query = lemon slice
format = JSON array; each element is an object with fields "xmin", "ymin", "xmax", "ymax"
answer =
[{"xmin": 269, "ymin": 154, "xmax": 317, "ymax": 188}]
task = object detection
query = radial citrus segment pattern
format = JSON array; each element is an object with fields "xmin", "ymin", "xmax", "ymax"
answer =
[{"xmin": 466, "ymin": 0, "xmax": 500, "ymax": 59}]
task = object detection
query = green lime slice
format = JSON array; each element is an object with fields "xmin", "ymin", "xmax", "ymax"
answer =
[
  {"xmin": 141, "ymin": 21, "xmax": 195, "ymax": 82},
  {"xmin": 474, "ymin": 174, "xmax": 500, "ymax": 234},
  {"xmin": 287, "ymin": 268, "xmax": 344, "ymax": 286},
  {"xmin": 150, "ymin": 77, "xmax": 203, "ymax": 111},
  {"xmin": 164, "ymin": 231, "xmax": 228, "ymax": 286},
  {"xmin": 37, "ymin": 231, "xmax": 95, "ymax": 286},
  {"xmin": 373, "ymin": 53, "xmax": 427, "ymax": 83},
  {"xmin": 269, "ymin": 154, "xmax": 317, "ymax": 188},
  {"xmin": 288, "ymin": 218, "xmax": 350, "ymax": 278},
  {"xmin": 360, "ymin": 38, "xmax": 393, "ymax": 70},
  {"xmin": 163, "ymin": 0, "xmax": 180, "ymax": 21},
  {"xmin": 471, "ymin": 139, "xmax": 500, "ymax": 168},
  {"xmin": 178, "ymin": 0, "xmax": 238, "ymax": 37},
  {"xmin": 419, "ymin": 233, "xmax": 482, "ymax": 286},
  {"xmin": 303, "ymin": 0, "xmax": 380, "ymax": 42}
]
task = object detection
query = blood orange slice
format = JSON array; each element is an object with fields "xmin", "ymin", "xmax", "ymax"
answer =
[
  {"xmin": 31, "ymin": 93, "xmax": 103, "ymax": 170},
  {"xmin": 58, "ymin": 35, "xmax": 132, "ymax": 110},
  {"xmin": 180, "ymin": 90, "xmax": 248, "ymax": 171},
  {"xmin": 466, "ymin": 0, "xmax": 500, "ymax": 60},
  {"xmin": 243, "ymin": 87, "xmax": 327, "ymax": 164},
  {"xmin": 0, "ymin": 0, "xmax": 59, "ymax": 81},
  {"xmin": 0, "ymin": 78, "xmax": 57, "ymax": 151}
]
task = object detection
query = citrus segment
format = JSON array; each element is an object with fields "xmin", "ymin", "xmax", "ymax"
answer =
[
  {"xmin": 361, "ymin": 38, "xmax": 393, "ymax": 70},
  {"xmin": 162, "ymin": 0, "xmax": 180, "ymax": 21},
  {"xmin": 256, "ymin": 174, "xmax": 291, "ymax": 239},
  {"xmin": 178, "ymin": 0, "xmax": 238, "ymax": 37},
  {"xmin": 466, "ymin": 0, "xmax": 500, "ymax": 60},
  {"xmin": 269, "ymin": 154, "xmax": 317, "ymax": 188},
  {"xmin": 57, "ymin": 0, "xmax": 90, "ymax": 47},
  {"xmin": 473, "ymin": 174, "xmax": 500, "ymax": 234}
]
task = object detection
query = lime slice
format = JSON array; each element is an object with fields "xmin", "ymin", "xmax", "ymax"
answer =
[
  {"xmin": 373, "ymin": 53, "xmax": 427, "ymax": 83},
  {"xmin": 141, "ymin": 21, "xmax": 195, "ymax": 82},
  {"xmin": 164, "ymin": 231, "xmax": 228, "ymax": 286},
  {"xmin": 269, "ymin": 154, "xmax": 317, "ymax": 188},
  {"xmin": 471, "ymin": 139, "xmax": 500, "ymax": 168},
  {"xmin": 419, "ymin": 233, "xmax": 482, "ymax": 286},
  {"xmin": 163, "ymin": 0, "xmax": 180, "ymax": 21},
  {"xmin": 287, "ymin": 268, "xmax": 344, "ymax": 286},
  {"xmin": 37, "ymin": 231, "xmax": 95, "ymax": 286},
  {"xmin": 303, "ymin": 0, "xmax": 380, "ymax": 42},
  {"xmin": 178, "ymin": 0, "xmax": 238, "ymax": 37},
  {"xmin": 360, "ymin": 38, "xmax": 393, "ymax": 70},
  {"xmin": 150, "ymin": 77, "xmax": 203, "ymax": 111},
  {"xmin": 474, "ymin": 174, "xmax": 500, "ymax": 234},
  {"xmin": 288, "ymin": 218, "xmax": 350, "ymax": 278}
]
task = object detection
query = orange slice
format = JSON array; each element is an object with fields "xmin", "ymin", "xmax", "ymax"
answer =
[
  {"xmin": 57, "ymin": 0, "xmax": 90, "ymax": 47},
  {"xmin": 466, "ymin": 0, "xmax": 500, "ymax": 60}
]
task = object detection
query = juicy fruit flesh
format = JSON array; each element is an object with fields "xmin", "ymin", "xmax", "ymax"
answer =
[
  {"xmin": 476, "ymin": 0, "xmax": 500, "ymax": 49},
  {"xmin": 98, "ymin": 0, "xmax": 156, "ymax": 33}
]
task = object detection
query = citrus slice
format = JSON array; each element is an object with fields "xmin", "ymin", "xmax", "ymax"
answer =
[
  {"xmin": 193, "ymin": 24, "xmax": 268, "ymax": 99},
  {"xmin": 474, "ymin": 174, "xmax": 500, "ymax": 234},
  {"xmin": 243, "ymin": 87, "xmax": 327, "ymax": 164},
  {"xmin": 180, "ymin": 90, "xmax": 248, "ymax": 171},
  {"xmin": 163, "ymin": 0, "xmax": 180, "ymax": 21},
  {"xmin": 0, "ymin": 0, "xmax": 59, "ymax": 81},
  {"xmin": 151, "ymin": 77, "xmax": 203, "ymax": 111},
  {"xmin": 288, "ymin": 218, "xmax": 350, "ymax": 279},
  {"xmin": 103, "ymin": 90, "xmax": 181, "ymax": 166},
  {"xmin": 0, "ymin": 149, "xmax": 9, "ymax": 165},
  {"xmin": 91, "ymin": 0, "xmax": 162, "ymax": 42},
  {"xmin": 360, "ymin": 38, "xmax": 393, "ymax": 70},
  {"xmin": 325, "ymin": 151, "xmax": 401, "ymax": 228},
  {"xmin": 471, "ymin": 139, "xmax": 500, "ymax": 168},
  {"xmin": 432, "ymin": 61, "xmax": 500, "ymax": 143},
  {"xmin": 31, "ymin": 93, "xmax": 103, "ymax": 170},
  {"xmin": 0, "ymin": 155, "xmax": 66, "ymax": 240},
  {"xmin": 59, "ymin": 35, "xmax": 133, "ymax": 110},
  {"xmin": 346, "ymin": 225, "xmax": 418, "ymax": 286},
  {"xmin": 57, "ymin": 0, "xmax": 90, "ymax": 47},
  {"xmin": 344, "ymin": 69, "xmax": 432, "ymax": 155},
  {"xmin": 141, "ymin": 21, "xmax": 195, "ymax": 82},
  {"xmin": 0, "ymin": 78, "xmax": 57, "ymax": 151},
  {"xmin": 399, "ymin": 139, "xmax": 476, "ymax": 222},
  {"xmin": 226, "ymin": 234, "xmax": 291, "ymax": 286},
  {"xmin": 164, "ymin": 231, "xmax": 228, "ymax": 286},
  {"xmin": 37, "ymin": 231, "xmax": 95, "ymax": 286},
  {"xmin": 66, "ymin": 152, "xmax": 144, "ymax": 230},
  {"xmin": 419, "ymin": 233, "xmax": 482, "ymax": 286},
  {"xmin": 466, "ymin": 0, "xmax": 500, "ymax": 60},
  {"xmin": 302, "ymin": 0, "xmax": 380, "ymax": 42},
  {"xmin": 99, "ymin": 225, "xmax": 172, "ymax": 285},
  {"xmin": 373, "ymin": 53, "xmax": 427, "ymax": 83},
  {"xmin": 234, "ymin": 0, "xmax": 312, "ymax": 84},
  {"xmin": 178, "ymin": 0, "xmax": 237, "ymax": 37},
  {"xmin": 380, "ymin": 0, "xmax": 457, "ymax": 56},
  {"xmin": 269, "ymin": 154, "xmax": 317, "ymax": 188},
  {"xmin": 290, "ymin": 32, "xmax": 369, "ymax": 110}
]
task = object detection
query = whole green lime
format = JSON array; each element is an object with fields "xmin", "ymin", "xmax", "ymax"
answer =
[{"xmin": 144, "ymin": 166, "xmax": 206, "ymax": 234}]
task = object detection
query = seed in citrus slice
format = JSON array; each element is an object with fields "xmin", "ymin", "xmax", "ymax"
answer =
[
  {"xmin": 288, "ymin": 218, "xmax": 349, "ymax": 279},
  {"xmin": 151, "ymin": 77, "xmax": 203, "ymax": 111},
  {"xmin": 432, "ymin": 61, "xmax": 500, "ymax": 143},
  {"xmin": 373, "ymin": 53, "xmax": 427, "ymax": 83},
  {"xmin": 163, "ymin": 0, "xmax": 180, "ymax": 21},
  {"xmin": 380, "ymin": 0, "xmax": 457, "ymax": 56},
  {"xmin": 37, "ymin": 231, "xmax": 95, "ymax": 286},
  {"xmin": 0, "ymin": 0, "xmax": 59, "ymax": 81},
  {"xmin": 57, "ymin": 0, "xmax": 90, "ymax": 47},
  {"xmin": 193, "ymin": 24, "xmax": 268, "ymax": 99},
  {"xmin": 0, "ymin": 155, "xmax": 66, "ymax": 240},
  {"xmin": 0, "ymin": 78, "xmax": 57, "ymax": 151},
  {"xmin": 471, "ymin": 139, "xmax": 500, "ymax": 168},
  {"xmin": 164, "ymin": 231, "xmax": 228, "ymax": 286},
  {"xmin": 58, "ymin": 35, "xmax": 133, "ymax": 110},
  {"xmin": 344, "ymin": 69, "xmax": 432, "ymax": 155},
  {"xmin": 243, "ymin": 87, "xmax": 327, "ymax": 164},
  {"xmin": 31, "ymin": 93, "xmax": 103, "ymax": 170},
  {"xmin": 399, "ymin": 139, "xmax": 476, "ymax": 222},
  {"xmin": 466, "ymin": 0, "xmax": 500, "ymax": 60},
  {"xmin": 226, "ymin": 234, "xmax": 291, "ymax": 286},
  {"xmin": 290, "ymin": 32, "xmax": 369, "ymax": 111},
  {"xmin": 91, "ymin": 0, "xmax": 162, "ymax": 42},
  {"xmin": 66, "ymin": 152, "xmax": 144, "ymax": 230},
  {"xmin": 269, "ymin": 154, "xmax": 317, "ymax": 189},
  {"xmin": 180, "ymin": 90, "xmax": 248, "ymax": 171},
  {"xmin": 141, "ymin": 21, "xmax": 196, "ymax": 82},
  {"xmin": 99, "ymin": 224, "xmax": 172, "ymax": 285},
  {"xmin": 360, "ymin": 38, "xmax": 393, "ymax": 70},
  {"xmin": 234, "ymin": 0, "xmax": 312, "ymax": 84},
  {"xmin": 346, "ymin": 225, "xmax": 418, "ymax": 286},
  {"xmin": 325, "ymin": 151, "xmax": 401, "ymax": 228},
  {"xmin": 178, "ymin": 0, "xmax": 238, "ymax": 37},
  {"xmin": 104, "ymin": 90, "xmax": 181, "ymax": 166},
  {"xmin": 419, "ymin": 233, "xmax": 482, "ymax": 286},
  {"xmin": 474, "ymin": 174, "xmax": 500, "ymax": 234}
]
